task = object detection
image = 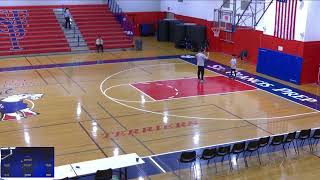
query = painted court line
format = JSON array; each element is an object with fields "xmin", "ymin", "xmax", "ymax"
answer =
[
  {"xmin": 132, "ymin": 76, "xmax": 255, "ymax": 101},
  {"xmin": 145, "ymin": 126, "xmax": 320, "ymax": 159},
  {"xmin": 129, "ymin": 75, "xmax": 220, "ymax": 85},
  {"xmin": 180, "ymin": 58, "xmax": 320, "ymax": 113},
  {"xmin": 149, "ymin": 157, "xmax": 166, "ymax": 173},
  {"xmin": 129, "ymin": 84, "xmax": 156, "ymax": 101},
  {"xmin": 0, "ymin": 55, "xmax": 181, "ymax": 72},
  {"xmin": 134, "ymin": 89, "xmax": 257, "ymax": 102},
  {"xmin": 100, "ymin": 63, "xmax": 319, "ymax": 121}
]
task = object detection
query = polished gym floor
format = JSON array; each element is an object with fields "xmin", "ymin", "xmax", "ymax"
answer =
[{"xmin": 0, "ymin": 37, "xmax": 320, "ymax": 179}]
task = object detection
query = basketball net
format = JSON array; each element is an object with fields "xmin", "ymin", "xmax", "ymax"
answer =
[{"xmin": 211, "ymin": 27, "xmax": 220, "ymax": 37}]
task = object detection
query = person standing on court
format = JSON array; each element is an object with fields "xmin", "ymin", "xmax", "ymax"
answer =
[
  {"xmin": 64, "ymin": 8, "xmax": 71, "ymax": 29},
  {"xmin": 230, "ymin": 55, "xmax": 237, "ymax": 79},
  {"xmin": 196, "ymin": 49, "xmax": 209, "ymax": 82},
  {"xmin": 96, "ymin": 35, "xmax": 104, "ymax": 53}
]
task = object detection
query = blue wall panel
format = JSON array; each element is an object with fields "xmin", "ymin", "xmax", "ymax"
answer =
[{"xmin": 256, "ymin": 48, "xmax": 303, "ymax": 85}]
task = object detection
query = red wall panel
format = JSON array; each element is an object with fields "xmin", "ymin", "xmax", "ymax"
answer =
[
  {"xmin": 233, "ymin": 29, "xmax": 262, "ymax": 64},
  {"xmin": 300, "ymin": 41, "xmax": 320, "ymax": 83},
  {"xmin": 129, "ymin": 11, "xmax": 319, "ymax": 84},
  {"xmin": 126, "ymin": 12, "xmax": 166, "ymax": 35},
  {"xmin": 260, "ymin": 34, "xmax": 304, "ymax": 57}
]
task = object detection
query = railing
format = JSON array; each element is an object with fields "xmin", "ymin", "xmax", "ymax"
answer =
[
  {"xmin": 60, "ymin": 8, "xmax": 80, "ymax": 47},
  {"xmin": 107, "ymin": 0, "xmax": 134, "ymax": 39}
]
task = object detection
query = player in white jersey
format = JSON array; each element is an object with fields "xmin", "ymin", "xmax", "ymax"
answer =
[
  {"xmin": 230, "ymin": 55, "xmax": 237, "ymax": 79},
  {"xmin": 196, "ymin": 49, "xmax": 209, "ymax": 82}
]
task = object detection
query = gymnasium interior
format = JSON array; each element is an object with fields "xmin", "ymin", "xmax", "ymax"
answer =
[{"xmin": 0, "ymin": 0, "xmax": 320, "ymax": 179}]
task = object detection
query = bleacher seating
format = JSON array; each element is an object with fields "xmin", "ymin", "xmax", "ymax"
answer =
[
  {"xmin": 0, "ymin": 6, "xmax": 70, "ymax": 56},
  {"xmin": 70, "ymin": 5, "xmax": 133, "ymax": 50}
]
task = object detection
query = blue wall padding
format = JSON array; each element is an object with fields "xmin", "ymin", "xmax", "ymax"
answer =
[{"xmin": 256, "ymin": 48, "xmax": 303, "ymax": 85}]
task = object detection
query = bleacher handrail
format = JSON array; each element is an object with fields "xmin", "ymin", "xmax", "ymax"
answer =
[{"xmin": 107, "ymin": 0, "xmax": 134, "ymax": 39}]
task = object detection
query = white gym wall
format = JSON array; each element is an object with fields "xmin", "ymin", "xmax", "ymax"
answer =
[
  {"xmin": 304, "ymin": 1, "xmax": 320, "ymax": 42},
  {"xmin": 116, "ymin": 0, "xmax": 161, "ymax": 12},
  {"xmin": 0, "ymin": 0, "xmax": 106, "ymax": 6},
  {"xmin": 160, "ymin": 0, "xmax": 221, "ymax": 20}
]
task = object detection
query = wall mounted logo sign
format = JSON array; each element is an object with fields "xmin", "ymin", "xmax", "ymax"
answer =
[{"xmin": 0, "ymin": 94, "xmax": 43, "ymax": 121}]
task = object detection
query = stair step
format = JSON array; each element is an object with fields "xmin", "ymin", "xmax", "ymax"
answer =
[
  {"xmin": 0, "ymin": 34, "xmax": 65, "ymax": 40},
  {"xmin": 0, "ymin": 42, "xmax": 69, "ymax": 50},
  {"xmin": 81, "ymin": 31, "xmax": 126, "ymax": 36},
  {"xmin": 76, "ymin": 21, "xmax": 118, "ymax": 26},
  {"xmin": 67, "ymin": 4, "xmax": 133, "ymax": 50},
  {"xmin": 71, "ymin": 46, "xmax": 89, "ymax": 51},
  {"xmin": 73, "ymin": 16, "xmax": 117, "ymax": 23},
  {"xmin": 0, "ymin": 39, "xmax": 67, "ymax": 46},
  {"xmin": 88, "ymin": 43, "xmax": 133, "ymax": 50},
  {"xmin": 77, "ymin": 23, "xmax": 120, "ymax": 28},
  {"xmin": 0, "ymin": 47, "xmax": 70, "ymax": 56},
  {"xmin": 53, "ymin": 7, "xmax": 89, "ymax": 51}
]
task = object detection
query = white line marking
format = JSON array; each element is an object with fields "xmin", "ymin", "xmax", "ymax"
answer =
[
  {"xmin": 149, "ymin": 157, "xmax": 166, "ymax": 173},
  {"xmin": 100, "ymin": 62, "xmax": 320, "ymax": 121},
  {"xmin": 132, "ymin": 75, "xmax": 221, "ymax": 85},
  {"xmin": 145, "ymin": 126, "xmax": 320, "ymax": 159},
  {"xmin": 129, "ymin": 84, "xmax": 156, "ymax": 101},
  {"xmin": 106, "ymin": 88, "xmax": 256, "ymax": 103},
  {"xmin": 184, "ymin": 59, "xmax": 320, "ymax": 112},
  {"xmin": 105, "ymin": 90, "xmax": 318, "ymax": 121}
]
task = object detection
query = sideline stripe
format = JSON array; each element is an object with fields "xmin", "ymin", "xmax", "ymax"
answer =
[
  {"xmin": 149, "ymin": 157, "xmax": 166, "ymax": 173},
  {"xmin": 180, "ymin": 57, "xmax": 320, "ymax": 112},
  {"xmin": 0, "ymin": 55, "xmax": 180, "ymax": 72}
]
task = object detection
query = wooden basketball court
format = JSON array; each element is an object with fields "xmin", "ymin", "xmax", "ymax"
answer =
[{"xmin": 0, "ymin": 38, "xmax": 320, "ymax": 179}]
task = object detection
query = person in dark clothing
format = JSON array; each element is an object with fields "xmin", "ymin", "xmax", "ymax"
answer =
[
  {"xmin": 64, "ymin": 8, "xmax": 71, "ymax": 29},
  {"xmin": 96, "ymin": 35, "xmax": 104, "ymax": 53},
  {"xmin": 196, "ymin": 49, "xmax": 209, "ymax": 82}
]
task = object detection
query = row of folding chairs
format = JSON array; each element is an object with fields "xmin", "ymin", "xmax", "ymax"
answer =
[{"xmin": 178, "ymin": 128, "xmax": 320, "ymax": 177}]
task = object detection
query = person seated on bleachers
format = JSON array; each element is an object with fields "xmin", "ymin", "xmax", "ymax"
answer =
[
  {"xmin": 96, "ymin": 35, "xmax": 104, "ymax": 53},
  {"xmin": 64, "ymin": 8, "xmax": 71, "ymax": 29}
]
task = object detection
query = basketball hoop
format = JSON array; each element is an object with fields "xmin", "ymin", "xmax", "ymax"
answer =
[{"xmin": 211, "ymin": 27, "xmax": 220, "ymax": 37}]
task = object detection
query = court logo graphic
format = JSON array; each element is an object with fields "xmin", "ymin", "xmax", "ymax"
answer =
[
  {"xmin": 0, "ymin": 94, "xmax": 43, "ymax": 121},
  {"xmin": 0, "ymin": 10, "xmax": 28, "ymax": 50}
]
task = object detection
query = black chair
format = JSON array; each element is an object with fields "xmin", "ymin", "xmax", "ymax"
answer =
[
  {"xmin": 231, "ymin": 142, "xmax": 246, "ymax": 161},
  {"xmin": 231, "ymin": 141, "xmax": 246, "ymax": 170},
  {"xmin": 269, "ymin": 134, "xmax": 285, "ymax": 158},
  {"xmin": 95, "ymin": 168, "xmax": 112, "ymax": 180},
  {"xmin": 244, "ymin": 140, "xmax": 261, "ymax": 167},
  {"xmin": 217, "ymin": 145, "xmax": 231, "ymax": 170},
  {"xmin": 199, "ymin": 148, "xmax": 217, "ymax": 174},
  {"xmin": 297, "ymin": 129, "xmax": 312, "ymax": 153},
  {"xmin": 178, "ymin": 151, "xmax": 197, "ymax": 177},
  {"xmin": 239, "ymin": 50, "xmax": 248, "ymax": 61},
  {"xmin": 283, "ymin": 131, "xmax": 297, "ymax": 156},
  {"xmin": 258, "ymin": 136, "xmax": 270, "ymax": 150},
  {"xmin": 199, "ymin": 148, "xmax": 217, "ymax": 165},
  {"xmin": 311, "ymin": 128, "xmax": 320, "ymax": 151}
]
